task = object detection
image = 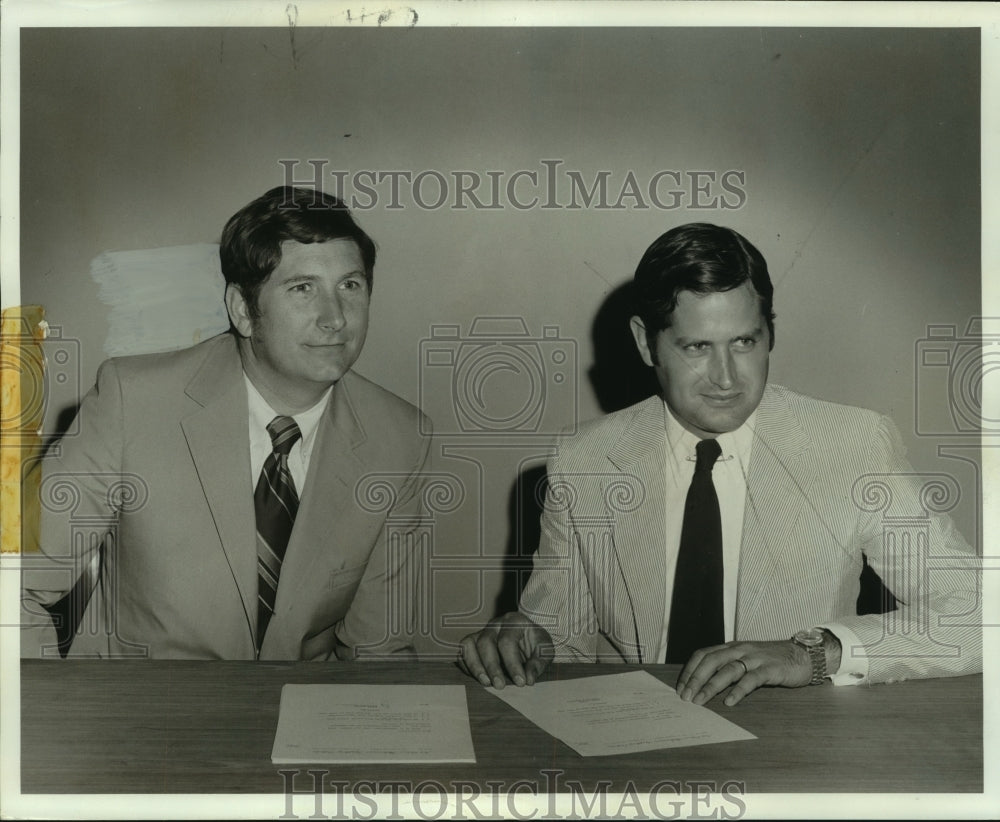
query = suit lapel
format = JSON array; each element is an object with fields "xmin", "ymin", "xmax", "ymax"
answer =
[
  {"xmin": 736, "ymin": 386, "xmax": 815, "ymax": 637},
  {"xmin": 269, "ymin": 373, "xmax": 367, "ymax": 622},
  {"xmin": 606, "ymin": 396, "xmax": 668, "ymax": 663},
  {"xmin": 179, "ymin": 335, "xmax": 257, "ymax": 638}
]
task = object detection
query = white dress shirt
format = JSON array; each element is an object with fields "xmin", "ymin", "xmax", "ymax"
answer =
[
  {"xmin": 655, "ymin": 402, "xmax": 755, "ymax": 662},
  {"xmin": 245, "ymin": 375, "xmax": 332, "ymax": 496}
]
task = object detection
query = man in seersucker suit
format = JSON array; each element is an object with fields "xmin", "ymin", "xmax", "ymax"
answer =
[
  {"xmin": 459, "ymin": 222, "xmax": 981, "ymax": 705},
  {"xmin": 21, "ymin": 186, "xmax": 431, "ymax": 660}
]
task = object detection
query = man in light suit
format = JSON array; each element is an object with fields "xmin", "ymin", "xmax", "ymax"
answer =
[
  {"xmin": 21, "ymin": 186, "xmax": 430, "ymax": 660},
  {"xmin": 459, "ymin": 223, "xmax": 980, "ymax": 705}
]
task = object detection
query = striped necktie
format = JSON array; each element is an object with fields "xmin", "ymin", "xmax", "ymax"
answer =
[
  {"xmin": 665, "ymin": 437, "xmax": 724, "ymax": 664},
  {"xmin": 254, "ymin": 415, "xmax": 302, "ymax": 654}
]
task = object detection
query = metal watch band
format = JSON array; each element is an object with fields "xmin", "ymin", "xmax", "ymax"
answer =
[
  {"xmin": 792, "ymin": 630, "xmax": 828, "ymax": 685},
  {"xmin": 805, "ymin": 642, "xmax": 826, "ymax": 685}
]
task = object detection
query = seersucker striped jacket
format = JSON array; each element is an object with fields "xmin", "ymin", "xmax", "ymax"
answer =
[{"xmin": 518, "ymin": 384, "xmax": 981, "ymax": 684}]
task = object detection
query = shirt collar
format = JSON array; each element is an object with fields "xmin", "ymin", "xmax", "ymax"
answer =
[
  {"xmin": 244, "ymin": 374, "xmax": 332, "ymax": 457},
  {"xmin": 661, "ymin": 399, "xmax": 757, "ymax": 471}
]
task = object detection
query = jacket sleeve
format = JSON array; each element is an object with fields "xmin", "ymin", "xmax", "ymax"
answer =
[
  {"xmin": 517, "ymin": 444, "xmax": 603, "ymax": 662},
  {"xmin": 835, "ymin": 415, "xmax": 982, "ymax": 682},
  {"xmin": 332, "ymin": 417, "xmax": 433, "ymax": 659},
  {"xmin": 21, "ymin": 359, "xmax": 125, "ymax": 658}
]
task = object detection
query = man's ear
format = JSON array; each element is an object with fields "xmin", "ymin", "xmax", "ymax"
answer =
[
  {"xmin": 225, "ymin": 284, "xmax": 254, "ymax": 338},
  {"xmin": 629, "ymin": 316, "xmax": 656, "ymax": 368}
]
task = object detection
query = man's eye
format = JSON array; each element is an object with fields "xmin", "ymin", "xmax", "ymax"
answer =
[
  {"xmin": 340, "ymin": 278, "xmax": 363, "ymax": 291},
  {"xmin": 684, "ymin": 343, "xmax": 708, "ymax": 353},
  {"xmin": 734, "ymin": 338, "xmax": 756, "ymax": 350},
  {"xmin": 290, "ymin": 283, "xmax": 311, "ymax": 293}
]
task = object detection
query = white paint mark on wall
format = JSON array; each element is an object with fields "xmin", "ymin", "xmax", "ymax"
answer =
[{"xmin": 90, "ymin": 243, "xmax": 230, "ymax": 357}]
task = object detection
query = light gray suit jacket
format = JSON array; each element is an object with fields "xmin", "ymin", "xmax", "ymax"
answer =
[
  {"xmin": 21, "ymin": 333, "xmax": 431, "ymax": 660},
  {"xmin": 519, "ymin": 385, "xmax": 981, "ymax": 683}
]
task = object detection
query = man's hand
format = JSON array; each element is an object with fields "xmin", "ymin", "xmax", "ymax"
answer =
[
  {"xmin": 457, "ymin": 611, "xmax": 554, "ymax": 689},
  {"xmin": 676, "ymin": 640, "xmax": 813, "ymax": 706}
]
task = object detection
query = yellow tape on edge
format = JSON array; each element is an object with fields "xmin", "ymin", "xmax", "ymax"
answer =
[{"xmin": 0, "ymin": 305, "xmax": 46, "ymax": 553}]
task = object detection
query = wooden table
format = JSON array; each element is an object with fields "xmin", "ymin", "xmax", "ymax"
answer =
[{"xmin": 19, "ymin": 661, "xmax": 981, "ymax": 795}]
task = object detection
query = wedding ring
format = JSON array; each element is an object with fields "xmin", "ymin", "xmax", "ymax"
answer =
[{"xmin": 732, "ymin": 658, "xmax": 749, "ymax": 677}]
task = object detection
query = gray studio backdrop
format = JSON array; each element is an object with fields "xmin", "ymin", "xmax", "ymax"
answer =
[{"xmin": 20, "ymin": 26, "xmax": 981, "ymax": 656}]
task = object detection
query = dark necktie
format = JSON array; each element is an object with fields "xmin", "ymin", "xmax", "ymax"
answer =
[
  {"xmin": 255, "ymin": 415, "xmax": 302, "ymax": 653},
  {"xmin": 665, "ymin": 437, "xmax": 724, "ymax": 664}
]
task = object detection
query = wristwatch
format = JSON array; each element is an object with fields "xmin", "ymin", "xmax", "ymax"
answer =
[{"xmin": 792, "ymin": 628, "xmax": 828, "ymax": 685}]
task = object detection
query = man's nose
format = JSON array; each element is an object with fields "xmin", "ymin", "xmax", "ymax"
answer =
[
  {"xmin": 317, "ymin": 293, "xmax": 346, "ymax": 331},
  {"xmin": 708, "ymin": 349, "xmax": 735, "ymax": 389}
]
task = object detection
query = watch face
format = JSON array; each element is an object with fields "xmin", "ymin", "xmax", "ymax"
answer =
[{"xmin": 794, "ymin": 628, "xmax": 824, "ymax": 647}]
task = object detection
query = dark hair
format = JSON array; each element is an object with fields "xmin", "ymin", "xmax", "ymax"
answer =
[
  {"xmin": 633, "ymin": 223, "xmax": 775, "ymax": 356},
  {"xmin": 219, "ymin": 186, "xmax": 376, "ymax": 318}
]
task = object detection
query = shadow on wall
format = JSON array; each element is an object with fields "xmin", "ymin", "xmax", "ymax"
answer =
[
  {"xmin": 496, "ymin": 464, "xmax": 548, "ymax": 616},
  {"xmin": 587, "ymin": 280, "xmax": 661, "ymax": 414},
  {"xmin": 51, "ymin": 403, "xmax": 81, "ymax": 449}
]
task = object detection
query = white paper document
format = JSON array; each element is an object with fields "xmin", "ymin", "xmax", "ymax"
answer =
[
  {"xmin": 489, "ymin": 670, "xmax": 756, "ymax": 756},
  {"xmin": 271, "ymin": 684, "xmax": 477, "ymax": 764}
]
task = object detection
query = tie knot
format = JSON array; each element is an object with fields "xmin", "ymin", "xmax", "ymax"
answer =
[
  {"xmin": 266, "ymin": 416, "xmax": 301, "ymax": 456},
  {"xmin": 694, "ymin": 438, "xmax": 722, "ymax": 473}
]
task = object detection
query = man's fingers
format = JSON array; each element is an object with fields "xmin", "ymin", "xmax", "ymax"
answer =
[
  {"xmin": 456, "ymin": 636, "xmax": 485, "ymax": 681},
  {"xmin": 522, "ymin": 628, "xmax": 554, "ymax": 685},
  {"xmin": 522, "ymin": 654, "xmax": 548, "ymax": 686},
  {"xmin": 456, "ymin": 614, "xmax": 553, "ymax": 689},
  {"xmin": 476, "ymin": 628, "xmax": 516, "ymax": 688},
  {"xmin": 458, "ymin": 633, "xmax": 493, "ymax": 686},
  {"xmin": 496, "ymin": 627, "xmax": 529, "ymax": 686},
  {"xmin": 677, "ymin": 640, "xmax": 814, "ymax": 704},
  {"xmin": 677, "ymin": 645, "xmax": 729, "ymax": 700},
  {"xmin": 722, "ymin": 667, "xmax": 763, "ymax": 707},
  {"xmin": 690, "ymin": 657, "xmax": 751, "ymax": 706},
  {"xmin": 676, "ymin": 643, "xmax": 725, "ymax": 693}
]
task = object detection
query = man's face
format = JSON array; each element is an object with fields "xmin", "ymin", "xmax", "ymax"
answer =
[
  {"xmin": 227, "ymin": 239, "xmax": 370, "ymax": 409},
  {"xmin": 630, "ymin": 282, "xmax": 770, "ymax": 438}
]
